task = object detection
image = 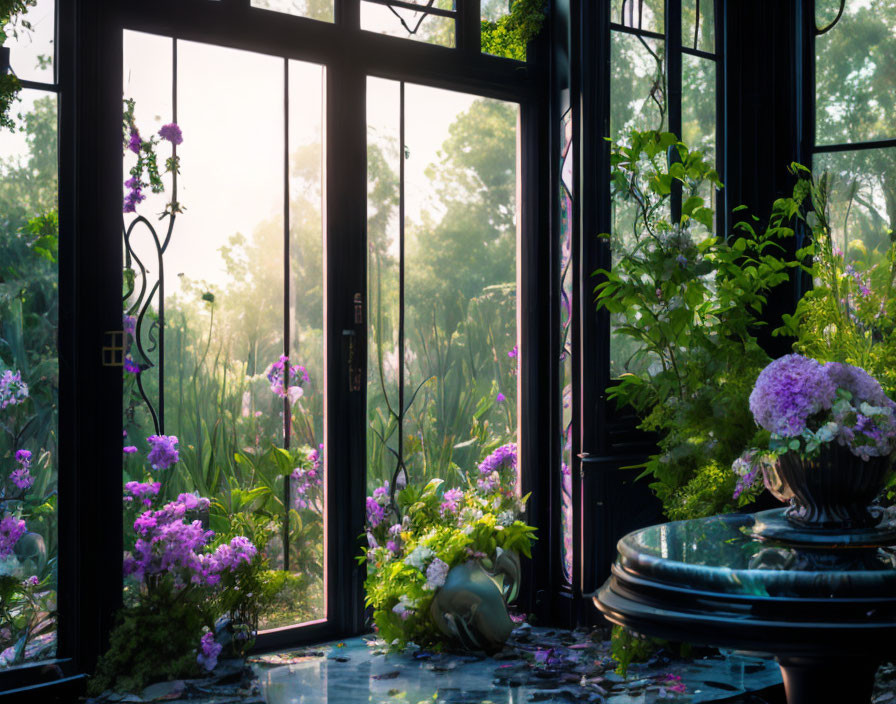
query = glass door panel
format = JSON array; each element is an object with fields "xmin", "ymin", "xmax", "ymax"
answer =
[
  {"xmin": 0, "ymin": 86, "xmax": 59, "ymax": 669},
  {"xmin": 366, "ymin": 78, "xmax": 521, "ymax": 497},
  {"xmin": 122, "ymin": 31, "xmax": 326, "ymax": 630}
]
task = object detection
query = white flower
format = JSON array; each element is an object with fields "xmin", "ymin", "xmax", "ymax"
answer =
[
  {"xmin": 497, "ymin": 510, "xmax": 515, "ymax": 527},
  {"xmin": 404, "ymin": 546, "xmax": 434, "ymax": 572},
  {"xmin": 287, "ymin": 385, "xmax": 304, "ymax": 404},
  {"xmin": 816, "ymin": 421, "xmax": 838, "ymax": 443},
  {"xmin": 392, "ymin": 595, "xmax": 416, "ymax": 619},
  {"xmin": 424, "ymin": 558, "xmax": 450, "ymax": 590},
  {"xmin": 0, "ymin": 556, "xmax": 21, "ymax": 578}
]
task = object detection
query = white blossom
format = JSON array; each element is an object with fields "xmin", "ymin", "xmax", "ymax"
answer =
[
  {"xmin": 404, "ymin": 545, "xmax": 434, "ymax": 572},
  {"xmin": 424, "ymin": 558, "xmax": 450, "ymax": 590}
]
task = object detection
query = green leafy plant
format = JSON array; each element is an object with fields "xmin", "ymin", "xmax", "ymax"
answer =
[
  {"xmin": 89, "ymin": 590, "xmax": 208, "ymax": 695},
  {"xmin": 594, "ymin": 130, "xmax": 796, "ymax": 519},
  {"xmin": 481, "ymin": 0, "xmax": 547, "ymax": 62},
  {"xmin": 774, "ymin": 165, "xmax": 896, "ymax": 399},
  {"xmin": 0, "ymin": 0, "xmax": 37, "ymax": 131}
]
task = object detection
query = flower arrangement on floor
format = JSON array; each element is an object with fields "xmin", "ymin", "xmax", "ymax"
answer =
[
  {"xmin": 733, "ymin": 354, "xmax": 896, "ymax": 527},
  {"xmin": 0, "ymin": 371, "xmax": 57, "ymax": 666},
  {"xmin": 90, "ymin": 454, "xmax": 287, "ymax": 695},
  {"xmin": 361, "ymin": 443, "xmax": 536, "ymax": 650}
]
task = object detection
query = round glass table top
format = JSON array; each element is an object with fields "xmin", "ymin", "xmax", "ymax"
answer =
[{"xmin": 616, "ymin": 508, "xmax": 896, "ymax": 599}]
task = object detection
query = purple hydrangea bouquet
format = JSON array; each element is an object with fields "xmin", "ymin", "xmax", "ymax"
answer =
[
  {"xmin": 734, "ymin": 354, "xmax": 896, "ymax": 528},
  {"xmin": 360, "ymin": 443, "xmax": 536, "ymax": 652}
]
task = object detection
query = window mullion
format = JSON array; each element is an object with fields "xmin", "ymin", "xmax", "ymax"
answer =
[{"xmin": 667, "ymin": 0, "xmax": 683, "ymax": 221}]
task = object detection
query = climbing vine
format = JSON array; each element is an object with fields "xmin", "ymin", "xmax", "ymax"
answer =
[
  {"xmin": 481, "ymin": 0, "xmax": 547, "ymax": 62},
  {"xmin": 0, "ymin": 0, "xmax": 36, "ymax": 131}
]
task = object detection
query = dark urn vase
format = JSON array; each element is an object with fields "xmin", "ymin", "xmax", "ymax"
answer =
[{"xmin": 768, "ymin": 444, "xmax": 893, "ymax": 530}]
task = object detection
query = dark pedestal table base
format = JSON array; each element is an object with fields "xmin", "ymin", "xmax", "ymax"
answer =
[
  {"xmin": 777, "ymin": 657, "xmax": 878, "ymax": 704},
  {"xmin": 593, "ymin": 510, "xmax": 896, "ymax": 704}
]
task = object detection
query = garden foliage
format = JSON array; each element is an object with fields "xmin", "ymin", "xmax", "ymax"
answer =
[
  {"xmin": 595, "ymin": 131, "xmax": 795, "ymax": 519},
  {"xmin": 0, "ymin": 93, "xmax": 58, "ymax": 666},
  {"xmin": 775, "ymin": 166, "xmax": 896, "ymax": 400}
]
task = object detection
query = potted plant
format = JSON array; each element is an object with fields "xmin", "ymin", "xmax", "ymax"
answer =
[
  {"xmin": 733, "ymin": 354, "xmax": 896, "ymax": 529},
  {"xmin": 360, "ymin": 443, "xmax": 536, "ymax": 653}
]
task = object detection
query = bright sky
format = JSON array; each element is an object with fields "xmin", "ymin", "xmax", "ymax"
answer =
[
  {"xmin": 2, "ymin": 3, "xmax": 512, "ymax": 296},
  {"xmin": 122, "ymin": 29, "xmax": 480, "ymax": 293}
]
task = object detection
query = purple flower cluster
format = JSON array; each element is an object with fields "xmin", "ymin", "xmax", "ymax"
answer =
[
  {"xmin": 123, "ymin": 176, "xmax": 146, "ymax": 214},
  {"xmin": 147, "ymin": 435, "xmax": 179, "ymax": 470},
  {"xmin": 266, "ymin": 355, "xmax": 310, "ymax": 401},
  {"xmin": 9, "ymin": 449, "xmax": 33, "ymax": 490},
  {"xmin": 207, "ymin": 536, "xmax": 257, "ymax": 573},
  {"xmin": 477, "ymin": 443, "xmax": 518, "ymax": 476},
  {"xmin": 508, "ymin": 345, "xmax": 519, "ymax": 376},
  {"xmin": 124, "ymin": 480, "xmax": 161, "ymax": 507},
  {"xmin": 825, "ymin": 362, "xmax": 894, "ymax": 409},
  {"xmin": 0, "ymin": 370, "xmax": 28, "ymax": 410},
  {"xmin": 123, "ymin": 355, "xmax": 141, "ymax": 375},
  {"xmin": 749, "ymin": 355, "xmax": 836, "ymax": 436},
  {"xmin": 124, "ymin": 492, "xmax": 255, "ymax": 589},
  {"xmin": 732, "ymin": 450, "xmax": 765, "ymax": 499},
  {"xmin": 123, "ymin": 314, "xmax": 137, "ymax": 339},
  {"xmin": 748, "ymin": 355, "xmax": 896, "ymax": 460},
  {"xmin": 660, "ymin": 673, "xmax": 687, "ymax": 694},
  {"xmin": 439, "ymin": 488, "xmax": 464, "ymax": 516},
  {"xmin": 196, "ymin": 631, "xmax": 222, "ymax": 672},
  {"xmin": 126, "ymin": 509, "xmax": 214, "ymax": 586},
  {"xmin": 292, "ymin": 445, "xmax": 323, "ymax": 510},
  {"xmin": 364, "ymin": 480, "xmax": 393, "ymax": 532},
  {"xmin": 127, "ymin": 130, "xmax": 142, "ymax": 154},
  {"xmin": 366, "ymin": 497, "xmax": 385, "ymax": 528},
  {"xmin": 845, "ymin": 264, "xmax": 872, "ymax": 298},
  {"xmin": 158, "ymin": 123, "xmax": 183, "ymax": 145},
  {"xmin": 0, "ymin": 515, "xmax": 26, "ymax": 560}
]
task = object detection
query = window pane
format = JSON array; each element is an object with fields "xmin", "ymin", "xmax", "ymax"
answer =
[
  {"xmin": 366, "ymin": 80, "xmax": 520, "ymax": 494},
  {"xmin": 361, "ymin": 1, "xmax": 456, "ymax": 48},
  {"xmin": 682, "ymin": 0, "xmax": 713, "ymax": 53},
  {"xmin": 122, "ymin": 32, "xmax": 326, "ymax": 632},
  {"xmin": 816, "ymin": 0, "xmax": 896, "ymax": 145},
  {"xmin": 609, "ymin": 31, "xmax": 666, "ymax": 378},
  {"xmin": 481, "ymin": 0, "xmax": 526, "ymax": 61},
  {"xmin": 814, "ymin": 148, "xmax": 896, "ymax": 260},
  {"xmin": 285, "ymin": 58, "xmax": 326, "ymax": 628},
  {"xmin": 682, "ymin": 54, "xmax": 717, "ymax": 217},
  {"xmin": 366, "ymin": 78, "xmax": 402, "ymax": 496},
  {"xmin": 558, "ymin": 108, "xmax": 574, "ymax": 585},
  {"xmin": 610, "ymin": 31, "xmax": 666, "ymax": 143},
  {"xmin": 0, "ymin": 88, "xmax": 59, "ymax": 667},
  {"xmin": 5, "ymin": 0, "xmax": 55, "ymax": 84},
  {"xmin": 610, "ymin": 30, "xmax": 665, "ymax": 263},
  {"xmin": 250, "ymin": 0, "xmax": 334, "ymax": 23},
  {"xmin": 614, "ymin": 0, "xmax": 664, "ymax": 34}
]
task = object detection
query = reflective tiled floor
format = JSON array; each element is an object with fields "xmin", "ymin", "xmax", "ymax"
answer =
[{"xmin": 252, "ymin": 628, "xmax": 783, "ymax": 704}]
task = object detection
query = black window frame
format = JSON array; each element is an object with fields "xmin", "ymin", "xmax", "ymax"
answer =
[{"xmin": 557, "ymin": 0, "xmax": 726, "ymax": 624}]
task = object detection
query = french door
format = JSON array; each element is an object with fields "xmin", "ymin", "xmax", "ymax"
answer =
[
  {"xmin": 66, "ymin": 0, "xmax": 548, "ymax": 671},
  {"xmin": 113, "ymin": 33, "xmax": 535, "ymax": 649}
]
